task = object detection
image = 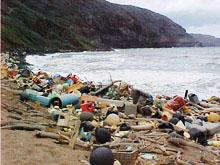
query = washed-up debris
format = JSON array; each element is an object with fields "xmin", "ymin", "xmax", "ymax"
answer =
[{"xmin": 1, "ymin": 52, "xmax": 220, "ymax": 165}]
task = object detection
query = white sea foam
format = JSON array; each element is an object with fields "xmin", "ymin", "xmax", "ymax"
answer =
[{"xmin": 26, "ymin": 47, "xmax": 220, "ymax": 99}]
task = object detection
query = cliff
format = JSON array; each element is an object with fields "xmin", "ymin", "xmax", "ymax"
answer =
[
  {"xmin": 1, "ymin": 0, "xmax": 201, "ymax": 52},
  {"xmin": 191, "ymin": 34, "xmax": 220, "ymax": 47}
]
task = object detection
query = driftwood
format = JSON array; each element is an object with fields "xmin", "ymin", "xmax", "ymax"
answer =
[
  {"xmin": 188, "ymin": 102, "xmax": 205, "ymax": 110},
  {"xmin": 36, "ymin": 131, "xmax": 60, "ymax": 139},
  {"xmin": 29, "ymin": 113, "xmax": 45, "ymax": 117},
  {"xmin": 90, "ymin": 80, "xmax": 121, "ymax": 96},
  {"xmin": 8, "ymin": 114, "xmax": 22, "ymax": 120},
  {"xmin": 36, "ymin": 131, "xmax": 90, "ymax": 148},
  {"xmin": 167, "ymin": 137, "xmax": 219, "ymax": 156},
  {"xmin": 70, "ymin": 120, "xmax": 81, "ymax": 149},
  {"xmin": 1, "ymin": 121, "xmax": 24, "ymax": 126},
  {"xmin": 1, "ymin": 86, "xmax": 23, "ymax": 94},
  {"xmin": 1, "ymin": 123, "xmax": 46, "ymax": 131},
  {"xmin": 199, "ymin": 102, "xmax": 220, "ymax": 108},
  {"xmin": 131, "ymin": 125, "xmax": 154, "ymax": 131},
  {"xmin": 7, "ymin": 108, "xmax": 24, "ymax": 115},
  {"xmin": 202, "ymin": 107, "xmax": 220, "ymax": 113},
  {"xmin": 176, "ymin": 151, "xmax": 191, "ymax": 165}
]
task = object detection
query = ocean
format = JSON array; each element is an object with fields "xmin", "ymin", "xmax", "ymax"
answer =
[{"xmin": 26, "ymin": 47, "xmax": 220, "ymax": 99}]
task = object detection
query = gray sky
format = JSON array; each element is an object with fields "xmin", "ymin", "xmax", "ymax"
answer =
[{"xmin": 107, "ymin": 0, "xmax": 220, "ymax": 37}]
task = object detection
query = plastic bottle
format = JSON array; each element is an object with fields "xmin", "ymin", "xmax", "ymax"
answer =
[{"xmin": 208, "ymin": 141, "xmax": 220, "ymax": 147}]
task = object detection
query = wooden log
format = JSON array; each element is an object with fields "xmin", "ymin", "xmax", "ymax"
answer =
[
  {"xmin": 167, "ymin": 137, "xmax": 219, "ymax": 156},
  {"xmin": 131, "ymin": 124, "xmax": 154, "ymax": 131},
  {"xmin": 1, "ymin": 121, "xmax": 24, "ymax": 126},
  {"xmin": 202, "ymin": 107, "xmax": 220, "ymax": 113},
  {"xmin": 8, "ymin": 114, "xmax": 22, "ymax": 120},
  {"xmin": 36, "ymin": 131, "xmax": 60, "ymax": 139},
  {"xmin": 199, "ymin": 102, "xmax": 220, "ymax": 108},
  {"xmin": 90, "ymin": 80, "xmax": 121, "ymax": 96},
  {"xmin": 7, "ymin": 108, "xmax": 23, "ymax": 115},
  {"xmin": 188, "ymin": 102, "xmax": 206, "ymax": 110},
  {"xmin": 1, "ymin": 86, "xmax": 22, "ymax": 94},
  {"xmin": 1, "ymin": 123, "xmax": 46, "ymax": 131},
  {"xmin": 30, "ymin": 113, "xmax": 45, "ymax": 117}
]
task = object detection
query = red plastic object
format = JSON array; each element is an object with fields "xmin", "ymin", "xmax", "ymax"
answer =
[
  {"xmin": 9, "ymin": 70, "xmax": 18, "ymax": 77},
  {"xmin": 81, "ymin": 102, "xmax": 94, "ymax": 113},
  {"xmin": 166, "ymin": 96, "xmax": 186, "ymax": 111},
  {"xmin": 70, "ymin": 75, "xmax": 79, "ymax": 84}
]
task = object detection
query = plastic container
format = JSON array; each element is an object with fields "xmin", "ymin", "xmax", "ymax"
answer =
[
  {"xmin": 161, "ymin": 111, "xmax": 172, "ymax": 121},
  {"xmin": 81, "ymin": 102, "xmax": 94, "ymax": 113},
  {"xmin": 70, "ymin": 75, "xmax": 79, "ymax": 83},
  {"xmin": 165, "ymin": 96, "xmax": 186, "ymax": 111},
  {"xmin": 208, "ymin": 141, "xmax": 220, "ymax": 147}
]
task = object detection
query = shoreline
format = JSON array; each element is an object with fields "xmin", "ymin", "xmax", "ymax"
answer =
[{"xmin": 1, "ymin": 51, "xmax": 220, "ymax": 164}]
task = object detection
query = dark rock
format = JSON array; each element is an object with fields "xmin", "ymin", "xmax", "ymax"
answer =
[
  {"xmin": 140, "ymin": 105, "xmax": 152, "ymax": 116},
  {"xmin": 169, "ymin": 131, "xmax": 183, "ymax": 138},
  {"xmin": 119, "ymin": 123, "xmax": 131, "ymax": 131},
  {"xmin": 158, "ymin": 122, "xmax": 174, "ymax": 130},
  {"xmin": 170, "ymin": 117, "xmax": 179, "ymax": 125},
  {"xmin": 80, "ymin": 121, "xmax": 95, "ymax": 132},
  {"xmin": 189, "ymin": 128, "xmax": 207, "ymax": 145},
  {"xmin": 79, "ymin": 112, "xmax": 94, "ymax": 122},
  {"xmin": 151, "ymin": 111, "xmax": 162, "ymax": 119}
]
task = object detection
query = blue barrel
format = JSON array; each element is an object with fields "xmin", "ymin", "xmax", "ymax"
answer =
[
  {"xmin": 59, "ymin": 94, "xmax": 79, "ymax": 108},
  {"xmin": 36, "ymin": 95, "xmax": 51, "ymax": 107},
  {"xmin": 20, "ymin": 89, "xmax": 39, "ymax": 101}
]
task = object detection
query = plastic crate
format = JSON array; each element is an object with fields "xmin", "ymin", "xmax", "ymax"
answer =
[{"xmin": 112, "ymin": 149, "xmax": 138, "ymax": 165}]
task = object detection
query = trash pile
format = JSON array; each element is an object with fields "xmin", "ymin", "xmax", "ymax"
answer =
[{"xmin": 1, "ymin": 53, "xmax": 220, "ymax": 165}]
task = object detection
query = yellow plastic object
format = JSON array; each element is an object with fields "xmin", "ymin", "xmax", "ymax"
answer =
[
  {"xmin": 183, "ymin": 106, "xmax": 191, "ymax": 114},
  {"xmin": 207, "ymin": 112, "xmax": 220, "ymax": 122},
  {"xmin": 1, "ymin": 64, "xmax": 9, "ymax": 78},
  {"xmin": 208, "ymin": 141, "xmax": 220, "ymax": 147},
  {"xmin": 97, "ymin": 101, "xmax": 108, "ymax": 109},
  {"xmin": 161, "ymin": 111, "xmax": 172, "ymax": 121},
  {"xmin": 67, "ymin": 82, "xmax": 84, "ymax": 93}
]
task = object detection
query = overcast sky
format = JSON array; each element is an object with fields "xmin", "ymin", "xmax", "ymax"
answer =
[{"xmin": 107, "ymin": 0, "xmax": 220, "ymax": 37}]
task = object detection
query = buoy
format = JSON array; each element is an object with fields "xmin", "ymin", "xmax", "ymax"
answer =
[
  {"xmin": 95, "ymin": 128, "xmax": 111, "ymax": 144},
  {"xmin": 90, "ymin": 147, "xmax": 114, "ymax": 165},
  {"xmin": 207, "ymin": 112, "xmax": 220, "ymax": 122},
  {"xmin": 56, "ymin": 84, "xmax": 63, "ymax": 92},
  {"xmin": 105, "ymin": 114, "xmax": 120, "ymax": 126}
]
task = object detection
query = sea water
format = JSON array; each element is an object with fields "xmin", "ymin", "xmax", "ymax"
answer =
[{"xmin": 26, "ymin": 47, "xmax": 220, "ymax": 99}]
